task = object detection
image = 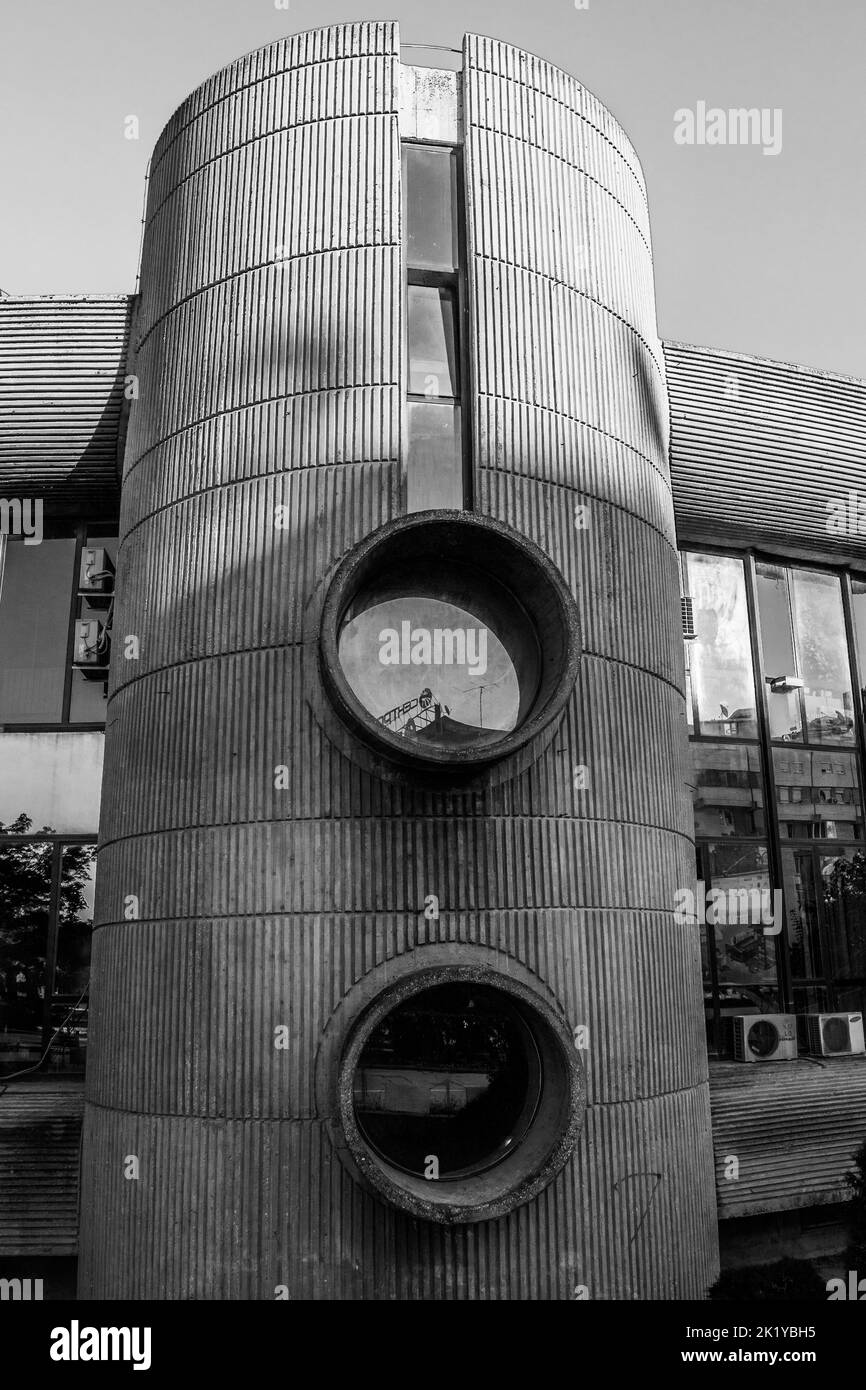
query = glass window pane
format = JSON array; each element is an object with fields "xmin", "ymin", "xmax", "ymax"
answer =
[
  {"xmin": 791, "ymin": 569, "xmax": 855, "ymax": 745},
  {"xmin": 774, "ymin": 747, "xmax": 862, "ymax": 841},
  {"xmin": 706, "ymin": 842, "xmax": 779, "ymax": 1001},
  {"xmin": 403, "ymin": 144, "xmax": 457, "ymax": 271},
  {"xmin": 831, "ymin": 982, "xmax": 866, "ymax": 1016},
  {"xmin": 49, "ymin": 843, "xmax": 95, "ymax": 1074},
  {"xmin": 0, "ymin": 839, "xmax": 54, "ymax": 1066},
  {"xmin": 337, "ymin": 559, "xmax": 540, "ymax": 752},
  {"xmin": 0, "ymin": 538, "xmax": 74, "ymax": 722},
  {"xmin": 781, "ymin": 848, "xmax": 822, "ymax": 978},
  {"xmin": 692, "ymin": 742, "xmax": 765, "ymax": 837},
  {"xmin": 0, "ymin": 732, "xmax": 104, "ymax": 834},
  {"xmin": 820, "ymin": 850, "xmax": 866, "ymax": 983},
  {"xmin": 408, "ymin": 285, "xmax": 458, "ymax": 398},
  {"xmin": 755, "ymin": 562, "xmax": 803, "ymax": 742},
  {"xmin": 792, "ymin": 984, "xmax": 832, "ymax": 1014},
  {"xmin": 406, "ymin": 401, "xmax": 463, "ymax": 511},
  {"xmin": 684, "ymin": 553, "xmax": 757, "ymax": 737},
  {"xmin": 353, "ymin": 983, "xmax": 541, "ymax": 1178}
]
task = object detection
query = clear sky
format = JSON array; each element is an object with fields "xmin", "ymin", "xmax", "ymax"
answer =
[{"xmin": 2, "ymin": 0, "xmax": 863, "ymax": 377}]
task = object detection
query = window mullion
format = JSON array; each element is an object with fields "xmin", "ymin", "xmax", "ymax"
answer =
[{"xmin": 744, "ymin": 552, "xmax": 791, "ymax": 1013}]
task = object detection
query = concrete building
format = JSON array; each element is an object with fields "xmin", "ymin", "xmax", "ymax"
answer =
[{"xmin": 1, "ymin": 22, "xmax": 864, "ymax": 1300}]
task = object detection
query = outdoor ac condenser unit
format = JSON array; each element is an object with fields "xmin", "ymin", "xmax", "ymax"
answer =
[
  {"xmin": 730, "ymin": 1013, "xmax": 798, "ymax": 1062},
  {"xmin": 798, "ymin": 1012, "xmax": 865, "ymax": 1057}
]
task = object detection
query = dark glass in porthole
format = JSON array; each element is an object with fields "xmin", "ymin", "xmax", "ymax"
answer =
[
  {"xmin": 336, "ymin": 559, "xmax": 541, "ymax": 752},
  {"xmin": 352, "ymin": 983, "xmax": 542, "ymax": 1179}
]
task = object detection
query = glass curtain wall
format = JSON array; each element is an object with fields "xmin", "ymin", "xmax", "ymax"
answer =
[
  {"xmin": 0, "ymin": 527, "xmax": 116, "ymax": 1075},
  {"xmin": 683, "ymin": 550, "xmax": 866, "ymax": 1053}
]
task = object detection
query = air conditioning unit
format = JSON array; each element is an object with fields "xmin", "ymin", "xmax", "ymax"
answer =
[
  {"xmin": 730, "ymin": 1013, "xmax": 798, "ymax": 1062},
  {"xmin": 72, "ymin": 618, "xmax": 111, "ymax": 679},
  {"xmin": 798, "ymin": 1013, "xmax": 865, "ymax": 1057},
  {"xmin": 79, "ymin": 546, "xmax": 115, "ymax": 595},
  {"xmin": 681, "ymin": 596, "xmax": 696, "ymax": 640},
  {"xmin": 78, "ymin": 548, "xmax": 115, "ymax": 611}
]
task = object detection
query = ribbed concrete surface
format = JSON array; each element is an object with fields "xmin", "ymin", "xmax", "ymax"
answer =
[
  {"xmin": 463, "ymin": 32, "xmax": 717, "ymax": 1294},
  {"xmin": 0, "ymin": 295, "xmax": 131, "ymax": 500},
  {"xmin": 79, "ymin": 23, "xmax": 718, "ymax": 1299}
]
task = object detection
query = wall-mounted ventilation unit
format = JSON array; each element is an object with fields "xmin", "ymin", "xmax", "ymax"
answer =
[
  {"xmin": 798, "ymin": 1013, "xmax": 865, "ymax": 1057},
  {"xmin": 730, "ymin": 1013, "xmax": 797, "ymax": 1062},
  {"xmin": 73, "ymin": 618, "xmax": 111, "ymax": 680},
  {"xmin": 681, "ymin": 596, "xmax": 696, "ymax": 640},
  {"xmin": 79, "ymin": 547, "xmax": 115, "ymax": 610}
]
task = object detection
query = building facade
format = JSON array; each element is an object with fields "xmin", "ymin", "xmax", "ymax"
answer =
[{"xmin": 1, "ymin": 23, "xmax": 864, "ymax": 1300}]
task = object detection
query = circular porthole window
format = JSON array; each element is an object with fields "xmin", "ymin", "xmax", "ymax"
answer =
[
  {"xmin": 319, "ymin": 512, "xmax": 580, "ymax": 769},
  {"xmin": 338, "ymin": 969, "xmax": 584, "ymax": 1223}
]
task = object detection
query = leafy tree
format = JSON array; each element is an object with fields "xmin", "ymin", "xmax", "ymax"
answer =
[{"xmin": 822, "ymin": 854, "xmax": 866, "ymax": 978}]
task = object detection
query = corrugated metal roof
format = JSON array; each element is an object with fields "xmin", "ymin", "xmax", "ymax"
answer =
[
  {"xmin": 0, "ymin": 1080, "xmax": 83, "ymax": 1256},
  {"xmin": 664, "ymin": 341, "xmax": 866, "ymax": 561},
  {"xmin": 0, "ymin": 295, "xmax": 132, "ymax": 502},
  {"xmin": 709, "ymin": 1058, "xmax": 866, "ymax": 1219}
]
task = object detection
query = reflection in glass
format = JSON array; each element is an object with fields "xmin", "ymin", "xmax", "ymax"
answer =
[
  {"xmin": 338, "ymin": 561, "xmax": 540, "ymax": 752},
  {"xmin": 0, "ymin": 732, "xmax": 104, "ymax": 833},
  {"xmin": 692, "ymin": 743, "xmax": 765, "ymax": 838},
  {"xmin": 408, "ymin": 286, "xmax": 458, "ymax": 398},
  {"xmin": 402, "ymin": 144, "xmax": 458, "ymax": 272},
  {"xmin": 684, "ymin": 553, "xmax": 757, "ymax": 737},
  {"xmin": 792, "ymin": 983, "xmax": 832, "ymax": 1015},
  {"xmin": 791, "ymin": 569, "xmax": 855, "ymax": 745},
  {"xmin": 406, "ymin": 401, "xmax": 463, "ymax": 511},
  {"xmin": 781, "ymin": 849, "xmax": 821, "ymax": 979},
  {"xmin": 0, "ymin": 824, "xmax": 53, "ymax": 1064},
  {"xmin": 0, "ymin": 539, "xmax": 75, "ymax": 723},
  {"xmin": 755, "ymin": 563, "xmax": 803, "ymax": 742},
  {"xmin": 50, "ymin": 843, "xmax": 95, "ymax": 1071},
  {"xmin": 0, "ymin": 822, "xmax": 96, "ymax": 1072},
  {"xmin": 821, "ymin": 851, "xmax": 866, "ymax": 983},
  {"xmin": 706, "ymin": 841, "xmax": 778, "ymax": 994},
  {"xmin": 353, "ymin": 983, "xmax": 541, "ymax": 1178},
  {"xmin": 774, "ymin": 748, "xmax": 862, "ymax": 840}
]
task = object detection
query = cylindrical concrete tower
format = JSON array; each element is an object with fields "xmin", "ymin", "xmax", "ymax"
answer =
[{"xmin": 79, "ymin": 21, "xmax": 719, "ymax": 1299}]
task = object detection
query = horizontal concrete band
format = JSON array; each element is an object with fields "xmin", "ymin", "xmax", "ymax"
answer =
[
  {"xmin": 139, "ymin": 132, "xmax": 653, "ymax": 351},
  {"xmin": 119, "ymin": 413, "xmax": 675, "ymax": 540},
  {"xmin": 99, "ymin": 651, "xmax": 691, "ymax": 836},
  {"xmin": 108, "ymin": 498, "xmax": 682, "ymax": 697},
  {"xmin": 125, "ymin": 266, "xmax": 665, "ymax": 469},
  {"xmin": 77, "ymin": 1084, "xmax": 716, "ymax": 1301},
  {"xmin": 92, "ymin": 817, "xmax": 695, "ymax": 922},
  {"xmin": 84, "ymin": 913, "xmax": 707, "ymax": 1111}
]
